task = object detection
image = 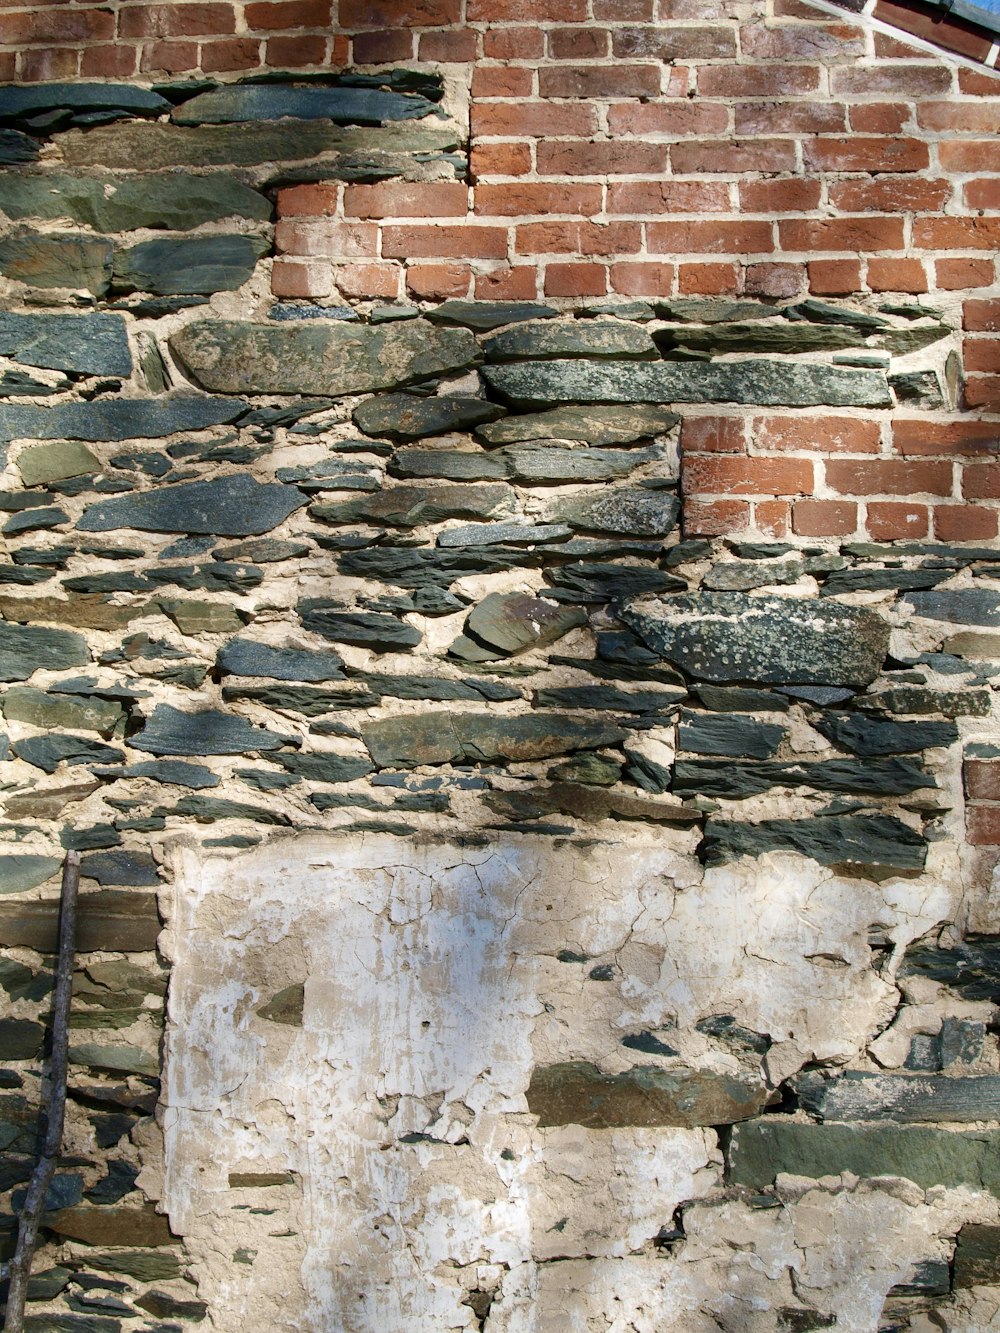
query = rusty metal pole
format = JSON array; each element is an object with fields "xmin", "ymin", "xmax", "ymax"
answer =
[{"xmin": 3, "ymin": 850, "xmax": 81, "ymax": 1333}]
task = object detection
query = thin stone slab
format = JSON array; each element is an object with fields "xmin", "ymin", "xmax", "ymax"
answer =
[
  {"xmin": 678, "ymin": 711, "xmax": 785, "ymax": 759},
  {"xmin": 795, "ymin": 1070, "xmax": 1000, "ymax": 1122},
  {"xmin": 466, "ymin": 592, "xmax": 586, "ymax": 655},
  {"xmin": 702, "ymin": 813, "xmax": 926, "ymax": 871},
  {"xmin": 0, "ymin": 395, "xmax": 247, "ymax": 443},
  {"xmin": 815, "ymin": 713, "xmax": 958, "ymax": 756},
  {"xmin": 353, "ymin": 393, "xmax": 504, "ymax": 440},
  {"xmin": 297, "ymin": 603, "xmax": 422, "ymax": 652},
  {"xmin": 0, "ymin": 622, "xmax": 89, "ymax": 681},
  {"xmin": 0, "ymin": 313, "xmax": 131, "ymax": 377},
  {"xmin": 362, "ymin": 711, "xmax": 625, "ymax": 768},
  {"xmin": 172, "ymin": 83, "xmax": 439, "ymax": 126},
  {"xmin": 0, "ymin": 891, "xmax": 160, "ymax": 952},
  {"xmin": 954, "ymin": 1226, "xmax": 1000, "ymax": 1287},
  {"xmin": 548, "ymin": 488, "xmax": 679, "ymax": 537},
  {"xmin": 312, "ymin": 482, "xmax": 513, "ymax": 529},
  {"xmin": 622, "ymin": 592, "xmax": 889, "ymax": 688},
  {"xmin": 103, "ymin": 760, "xmax": 219, "ymax": 789},
  {"xmin": 478, "ymin": 403, "xmax": 680, "ymax": 446},
  {"xmin": 17, "ymin": 442, "xmax": 100, "ymax": 487},
  {"xmin": 483, "ymin": 320, "xmax": 658, "ymax": 362},
  {"xmin": 0, "ymin": 130, "xmax": 38, "ymax": 163},
  {"xmin": 113, "ymin": 235, "xmax": 267, "ymax": 296},
  {"xmin": 507, "ymin": 444, "xmax": 660, "ymax": 484},
  {"xmin": 389, "ymin": 448, "xmax": 509, "ymax": 482},
  {"xmin": 79, "ymin": 851, "xmax": 159, "ymax": 886},
  {"xmin": 2, "ymin": 686, "xmax": 122, "ymax": 735},
  {"xmin": 425, "ymin": 300, "xmax": 559, "ymax": 331},
  {"xmin": 78, "ymin": 475, "xmax": 306, "ymax": 536},
  {"xmin": 898, "ymin": 937, "xmax": 1000, "ymax": 1001},
  {"xmin": 217, "ymin": 638, "xmax": 345, "ymax": 681},
  {"xmin": 171, "ymin": 319, "xmax": 479, "ymax": 396},
  {"xmin": 437, "ymin": 522, "xmax": 573, "ymax": 547},
  {"xmin": 903, "ymin": 589, "xmax": 1000, "ymax": 627},
  {"xmin": 0, "ymin": 856, "xmax": 62, "ymax": 895},
  {"xmin": 674, "ymin": 757, "xmax": 931, "ymax": 798},
  {"xmin": 0, "ymin": 83, "xmax": 169, "ymax": 121},
  {"xmin": 0, "ymin": 171, "xmax": 270, "ymax": 231},
  {"xmin": 0, "ymin": 232, "xmax": 112, "ymax": 296},
  {"xmin": 484, "ymin": 359, "xmax": 893, "ymax": 408},
  {"xmin": 13, "ymin": 735, "xmax": 124, "ymax": 773},
  {"xmin": 130, "ymin": 704, "xmax": 290, "ymax": 756}
]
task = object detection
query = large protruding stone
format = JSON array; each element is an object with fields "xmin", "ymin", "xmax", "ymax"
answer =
[
  {"xmin": 130, "ymin": 704, "xmax": 290, "ymax": 756},
  {"xmin": 478, "ymin": 403, "xmax": 680, "ymax": 446},
  {"xmin": 170, "ymin": 319, "xmax": 479, "ymax": 396},
  {"xmin": 78, "ymin": 475, "xmax": 306, "ymax": 536},
  {"xmin": 362, "ymin": 711, "xmax": 625, "ymax": 768},
  {"xmin": 113, "ymin": 234, "xmax": 268, "ymax": 296},
  {"xmin": 621, "ymin": 593, "xmax": 889, "ymax": 687}
]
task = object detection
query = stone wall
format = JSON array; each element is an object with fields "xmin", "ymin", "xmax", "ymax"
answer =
[{"xmin": 0, "ymin": 9, "xmax": 997, "ymax": 1331}]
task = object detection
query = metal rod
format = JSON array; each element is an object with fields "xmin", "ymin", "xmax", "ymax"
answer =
[{"xmin": 2, "ymin": 851, "xmax": 81, "ymax": 1333}]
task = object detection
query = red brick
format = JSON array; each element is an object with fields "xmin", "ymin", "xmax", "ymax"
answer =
[
  {"xmin": 331, "ymin": 34, "xmax": 349, "ymax": 64},
  {"xmin": 471, "ymin": 66, "xmax": 532, "ymax": 97},
  {"xmin": 539, "ymin": 64, "xmax": 661, "ymax": 99},
  {"xmin": 471, "ymin": 143, "xmax": 532, "ymax": 179},
  {"xmin": 735, "ymin": 101, "xmax": 846, "ymax": 135},
  {"xmin": 683, "ymin": 498, "xmax": 751, "ymax": 535},
  {"xmin": 918, "ymin": 100, "xmax": 1000, "ymax": 133},
  {"xmin": 607, "ymin": 101, "xmax": 730, "ymax": 137},
  {"xmin": 754, "ymin": 414, "xmax": 881, "ymax": 454},
  {"xmin": 81, "ymin": 43, "xmax": 138, "ymax": 77},
  {"xmin": 543, "ymin": 263, "xmax": 608, "ymax": 297},
  {"xmin": 596, "ymin": 0, "xmax": 652, "ymax": 15},
  {"xmin": 472, "ymin": 103, "xmax": 598, "ymax": 139},
  {"xmin": 341, "ymin": 0, "xmax": 459, "ymax": 24},
  {"xmin": 849, "ymin": 102, "xmax": 910, "ymax": 133},
  {"xmin": 867, "ymin": 257, "xmax": 928, "ymax": 293},
  {"xmin": 832, "ymin": 64, "xmax": 952, "ymax": 96},
  {"xmin": 966, "ymin": 760, "xmax": 1000, "ymax": 801},
  {"xmin": 613, "ymin": 25, "xmax": 737, "ymax": 59},
  {"xmin": 537, "ymin": 140, "xmax": 668, "ymax": 176},
  {"xmin": 780, "ymin": 218, "xmax": 904, "ymax": 253},
  {"xmin": 792, "ymin": 499, "xmax": 858, "ymax": 537},
  {"xmin": 344, "ymin": 182, "xmax": 468, "ymax": 219},
  {"xmin": 913, "ymin": 218, "xmax": 1000, "ymax": 252},
  {"xmin": 964, "ymin": 179, "xmax": 1000, "ymax": 210},
  {"xmin": 352, "ymin": 30, "xmax": 412, "ymax": 62},
  {"xmin": 866, "ymin": 502, "xmax": 930, "ymax": 541},
  {"xmin": 660, "ymin": 0, "xmax": 740, "ymax": 14},
  {"xmin": 607, "ymin": 180, "xmax": 731, "ymax": 215},
  {"xmin": 743, "ymin": 263, "xmax": 803, "ymax": 298},
  {"xmin": 0, "ymin": 6, "xmax": 113, "ymax": 41},
  {"xmin": 967, "ymin": 806, "xmax": 1000, "ymax": 846},
  {"xmin": 609, "ymin": 261, "xmax": 675, "ymax": 297},
  {"xmin": 894, "ymin": 419, "xmax": 1000, "ymax": 458},
  {"xmin": 0, "ymin": 53, "xmax": 13, "ymax": 81},
  {"xmin": 277, "ymin": 184, "xmax": 339, "ymax": 217},
  {"xmin": 482, "ymin": 26, "xmax": 544, "ymax": 59},
  {"xmin": 118, "ymin": 3, "xmax": 234, "ymax": 37},
  {"xmin": 270, "ymin": 258, "xmax": 332, "ymax": 298},
  {"xmin": 468, "ymin": 0, "xmax": 585, "ymax": 17},
  {"xmin": 804, "ymin": 136, "xmax": 929, "ymax": 174},
  {"xmin": 964, "ymin": 378, "xmax": 1000, "ymax": 412},
  {"xmin": 475, "ymin": 265, "xmax": 538, "ymax": 299},
  {"xmin": 199, "ymin": 38, "xmax": 261, "ymax": 70},
  {"xmin": 671, "ymin": 140, "xmax": 797, "ymax": 174},
  {"xmin": 964, "ymin": 463, "xmax": 1000, "ymax": 499},
  {"xmin": 739, "ymin": 178, "xmax": 820, "ymax": 213},
  {"xmin": 678, "ymin": 262, "xmax": 739, "ymax": 294},
  {"xmin": 934, "ymin": 504, "xmax": 998, "ymax": 541},
  {"xmin": 335, "ymin": 262, "xmax": 401, "ymax": 300},
  {"xmin": 826, "ymin": 460, "xmax": 953, "ymax": 497},
  {"xmin": 754, "ymin": 500, "xmax": 791, "ymax": 538},
  {"xmin": 829, "ymin": 178, "xmax": 952, "ymax": 214},
  {"xmin": 959, "ymin": 67, "xmax": 1000, "ymax": 93},
  {"xmin": 405, "ymin": 263, "xmax": 471, "ymax": 299},
  {"xmin": 245, "ymin": 0, "xmax": 330, "ymax": 27},
  {"xmin": 940, "ymin": 141, "xmax": 1000, "ymax": 173},
  {"xmin": 964, "ymin": 338, "xmax": 1000, "ymax": 373},
  {"xmin": 266, "ymin": 34, "xmax": 326, "ymax": 64},
  {"xmin": 681, "ymin": 415, "xmax": 746, "ymax": 454},
  {"xmin": 808, "ymin": 259, "xmax": 862, "ymax": 295},
  {"xmin": 875, "ymin": 0, "xmax": 993, "ymax": 61},
  {"xmin": 140, "ymin": 39, "xmax": 198, "ymax": 71},
  {"xmin": 964, "ymin": 300, "xmax": 1000, "ymax": 332},
  {"xmin": 418, "ymin": 28, "xmax": 478, "ymax": 61},
  {"xmin": 275, "ymin": 219, "xmax": 378, "ymax": 258},
  {"xmin": 19, "ymin": 48, "xmax": 79, "ymax": 80},
  {"xmin": 683, "ymin": 456, "xmax": 814, "ymax": 496},
  {"xmin": 698, "ymin": 65, "xmax": 819, "ymax": 96},
  {"xmin": 648, "ymin": 220, "xmax": 773, "ymax": 256},
  {"xmin": 745, "ymin": 22, "xmax": 866, "ymax": 59},
  {"xmin": 475, "ymin": 182, "xmax": 602, "ymax": 217},
  {"xmin": 516, "ymin": 220, "xmax": 641, "ymax": 256},
  {"xmin": 954, "ymin": 257, "xmax": 1000, "ymax": 308},
  {"xmin": 383, "ymin": 225, "xmax": 507, "ymax": 260},
  {"xmin": 548, "ymin": 26, "xmax": 610, "ymax": 58}
]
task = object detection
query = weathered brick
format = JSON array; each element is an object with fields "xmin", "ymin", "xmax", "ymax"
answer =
[
  {"xmin": 698, "ymin": 65, "xmax": 820, "ymax": 96},
  {"xmin": 606, "ymin": 180, "xmax": 731, "ymax": 214},
  {"xmin": 683, "ymin": 498, "xmax": 751, "ymax": 535},
  {"xmin": 682, "ymin": 415, "xmax": 747, "ymax": 455},
  {"xmin": 966, "ymin": 760, "xmax": 1000, "ymax": 801},
  {"xmin": 826, "ymin": 460, "xmax": 953, "ymax": 497},
  {"xmin": 964, "ymin": 300, "xmax": 1000, "ymax": 332},
  {"xmin": 734, "ymin": 101, "xmax": 846, "ymax": 135},
  {"xmin": 934, "ymin": 504, "xmax": 999, "ymax": 542},
  {"xmin": 894, "ymin": 419, "xmax": 1000, "ymax": 458},
  {"xmin": 244, "ymin": 0, "xmax": 331, "ymax": 28},
  {"xmin": 849, "ymin": 102, "xmax": 909, "ymax": 133},
  {"xmin": 940, "ymin": 140, "xmax": 1000, "ymax": 173},
  {"xmin": 471, "ymin": 66, "xmax": 533, "ymax": 97},
  {"xmin": 741, "ymin": 22, "xmax": 865, "ymax": 59},
  {"xmin": 200, "ymin": 38, "xmax": 262, "ymax": 71},
  {"xmin": 341, "ymin": 0, "xmax": 460, "ymax": 23},
  {"xmin": 537, "ymin": 140, "xmax": 668, "ymax": 175},
  {"xmin": 352, "ymin": 29, "xmax": 412, "ymax": 62},
  {"xmin": 266, "ymin": 33, "xmax": 327, "ymax": 64},
  {"xmin": 968, "ymin": 806, "xmax": 1000, "ymax": 846},
  {"xmin": 865, "ymin": 501, "xmax": 930, "ymax": 541},
  {"xmin": 609, "ymin": 261, "xmax": 675, "ymax": 296},
  {"xmin": 277, "ymin": 184, "xmax": 339, "ymax": 217},
  {"xmin": 739, "ymin": 178, "xmax": 821, "ymax": 212},
  {"xmin": 547, "ymin": 25, "xmax": 610, "ymax": 58},
  {"xmin": 963, "ymin": 338, "xmax": 1000, "ymax": 374},
  {"xmin": 81, "ymin": 44, "xmax": 140, "ymax": 77},
  {"xmin": 829, "ymin": 178, "xmax": 952, "ymax": 213},
  {"xmin": 118, "ymin": 2, "xmax": 235, "ymax": 37},
  {"xmin": 382, "ymin": 225, "xmax": 508, "ymax": 260},
  {"xmin": 271, "ymin": 258, "xmax": 332, "ymax": 298},
  {"xmin": 482, "ymin": 26, "xmax": 544, "ymax": 59},
  {"xmin": 475, "ymin": 265, "xmax": 538, "ymax": 299},
  {"xmin": 964, "ymin": 463, "xmax": 1000, "ymax": 499},
  {"xmin": 807, "ymin": 259, "xmax": 862, "ymax": 294},
  {"xmin": 743, "ymin": 263, "xmax": 803, "ymax": 297},
  {"xmin": 867, "ymin": 257, "xmax": 928, "ymax": 293},
  {"xmin": 648, "ymin": 220, "xmax": 773, "ymax": 254},
  {"xmin": 754, "ymin": 415, "xmax": 881, "ymax": 454},
  {"xmin": 275, "ymin": 219, "xmax": 378, "ymax": 258},
  {"xmin": 140, "ymin": 38, "xmax": 199, "ymax": 72},
  {"xmin": 538, "ymin": 63, "xmax": 660, "ymax": 98},
  {"xmin": 405, "ymin": 262, "xmax": 471, "ymax": 299},
  {"xmin": 793, "ymin": 499, "xmax": 858, "ymax": 537},
  {"xmin": 613, "ymin": 25, "xmax": 737, "ymax": 58},
  {"xmin": 913, "ymin": 218, "xmax": 1000, "ymax": 251},
  {"xmin": 475, "ymin": 183, "xmax": 602, "ymax": 217},
  {"xmin": 418, "ymin": 28, "xmax": 478, "ymax": 61},
  {"xmin": 678, "ymin": 262, "xmax": 740, "ymax": 294},
  {"xmin": 683, "ymin": 456, "xmax": 814, "ymax": 496},
  {"xmin": 335, "ymin": 262, "xmax": 401, "ymax": 300},
  {"xmin": 0, "ymin": 6, "xmax": 115, "ymax": 41},
  {"xmin": 780, "ymin": 218, "xmax": 905, "ymax": 253},
  {"xmin": 543, "ymin": 262, "xmax": 608, "ymax": 296},
  {"xmin": 671, "ymin": 139, "xmax": 797, "ymax": 173},
  {"xmin": 472, "ymin": 102, "xmax": 598, "ymax": 138},
  {"xmin": 515, "ymin": 220, "xmax": 642, "ymax": 256},
  {"xmin": 754, "ymin": 499, "xmax": 791, "ymax": 538},
  {"xmin": 343, "ymin": 182, "xmax": 468, "ymax": 219},
  {"xmin": 607, "ymin": 101, "xmax": 730, "ymax": 137},
  {"xmin": 471, "ymin": 142, "xmax": 532, "ymax": 178}
]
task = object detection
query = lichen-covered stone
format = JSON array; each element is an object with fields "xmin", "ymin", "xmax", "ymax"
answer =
[
  {"xmin": 526, "ymin": 1061, "xmax": 768, "ymax": 1128},
  {"xmin": 484, "ymin": 320, "xmax": 658, "ymax": 362},
  {"xmin": 702, "ymin": 813, "xmax": 926, "ymax": 871},
  {"xmin": 622, "ymin": 593, "xmax": 889, "ymax": 688},
  {"xmin": 172, "ymin": 83, "xmax": 439, "ymax": 126},
  {"xmin": 130, "ymin": 704, "xmax": 290, "ymax": 756},
  {"xmin": 113, "ymin": 234, "xmax": 267, "ymax": 296},
  {"xmin": 0, "ymin": 395, "xmax": 247, "ymax": 443},
  {"xmin": 0, "ymin": 231, "xmax": 112, "ymax": 296},
  {"xmin": 478, "ymin": 403, "xmax": 679, "ymax": 446},
  {"xmin": 549, "ymin": 488, "xmax": 680, "ymax": 537},
  {"xmin": 78, "ymin": 475, "xmax": 306, "ymax": 536},
  {"xmin": 0, "ymin": 313, "xmax": 131, "ymax": 377},
  {"xmin": 354, "ymin": 393, "xmax": 504, "ymax": 440},
  {"xmin": 170, "ymin": 320, "xmax": 479, "ymax": 397},
  {"xmin": 465, "ymin": 592, "xmax": 586, "ymax": 656},
  {"xmin": 362, "ymin": 711, "xmax": 625, "ymax": 768}
]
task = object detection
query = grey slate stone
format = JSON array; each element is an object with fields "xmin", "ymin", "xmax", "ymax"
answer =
[
  {"xmin": 0, "ymin": 231, "xmax": 112, "ymax": 296},
  {"xmin": 702, "ymin": 813, "xmax": 926, "ymax": 871},
  {"xmin": 483, "ymin": 320, "xmax": 658, "ymax": 362},
  {"xmin": 17, "ymin": 442, "xmax": 101, "ymax": 487},
  {"xmin": 0, "ymin": 622, "xmax": 89, "ymax": 681},
  {"xmin": 389, "ymin": 448, "xmax": 508, "ymax": 482},
  {"xmin": 170, "ymin": 319, "xmax": 479, "ymax": 396},
  {"xmin": 0, "ymin": 856, "xmax": 62, "ymax": 895},
  {"xmin": 172, "ymin": 83, "xmax": 439, "ymax": 126},
  {"xmin": 105, "ymin": 760, "xmax": 219, "ymax": 789},
  {"xmin": 954, "ymin": 1225, "xmax": 1000, "ymax": 1287},
  {"xmin": 483, "ymin": 359, "xmax": 892, "ymax": 408},
  {"xmin": 0, "ymin": 1019, "xmax": 44, "ymax": 1060},
  {"xmin": 0, "ymin": 313, "xmax": 131, "ymax": 377},
  {"xmin": 477, "ymin": 403, "xmax": 680, "ymax": 446},
  {"xmin": 217, "ymin": 638, "xmax": 345, "ymax": 681},
  {"xmin": 13, "ymin": 735, "xmax": 124, "ymax": 773},
  {"xmin": 898, "ymin": 937, "xmax": 1000, "ymax": 1002},
  {"xmin": 0, "ymin": 170, "xmax": 270, "ymax": 231},
  {"xmin": 2, "ymin": 686, "xmax": 122, "ymax": 735},
  {"xmin": 425, "ymin": 300, "xmax": 559, "ymax": 331},
  {"xmin": 130, "ymin": 704, "xmax": 290, "ymax": 755},
  {"xmin": 548, "ymin": 488, "xmax": 680, "ymax": 537},
  {"xmin": 437, "ymin": 522, "xmax": 573, "ymax": 547},
  {"xmin": 363, "ymin": 711, "xmax": 625, "ymax": 768},
  {"xmin": 547, "ymin": 563, "xmax": 684, "ymax": 603},
  {"xmin": 815, "ymin": 713, "xmax": 958, "ymax": 755},
  {"xmin": 222, "ymin": 683, "xmax": 376, "ymax": 715},
  {"xmin": 354, "ymin": 393, "xmax": 504, "ymax": 440},
  {"xmin": 274, "ymin": 458, "xmax": 380, "ymax": 491},
  {"xmin": 465, "ymin": 592, "xmax": 586, "ymax": 656},
  {"xmin": 534, "ymin": 686, "xmax": 685, "ymax": 712},
  {"xmin": 312, "ymin": 482, "xmax": 513, "ymax": 529},
  {"xmin": 0, "ymin": 895, "xmax": 159, "ymax": 959},
  {"xmin": 297, "ymin": 602, "xmax": 422, "ymax": 651},
  {"xmin": 678, "ymin": 710, "xmax": 785, "ymax": 758},
  {"xmin": 674, "ymin": 757, "xmax": 931, "ymax": 798},
  {"xmin": 904, "ymin": 589, "xmax": 1000, "ymax": 627},
  {"xmin": 795, "ymin": 1070, "xmax": 1000, "ymax": 1122},
  {"xmin": 79, "ymin": 851, "xmax": 159, "ymax": 887},
  {"xmin": 506, "ymin": 444, "xmax": 659, "ymax": 483},
  {"xmin": 3, "ymin": 506, "xmax": 68, "ymax": 535},
  {"xmin": 622, "ymin": 592, "xmax": 889, "ymax": 688},
  {"xmin": 0, "ymin": 83, "xmax": 169, "ymax": 121},
  {"xmin": 273, "ymin": 752, "xmax": 373, "ymax": 783},
  {"xmin": 0, "ymin": 130, "xmax": 38, "ymax": 163},
  {"xmin": 0, "ymin": 394, "xmax": 247, "ymax": 443},
  {"xmin": 654, "ymin": 322, "xmax": 869, "ymax": 355},
  {"xmin": 113, "ymin": 234, "xmax": 267, "ymax": 296},
  {"xmin": 78, "ymin": 475, "xmax": 306, "ymax": 536}
]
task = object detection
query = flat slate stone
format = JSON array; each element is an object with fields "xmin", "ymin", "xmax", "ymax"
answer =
[
  {"xmin": 171, "ymin": 319, "xmax": 479, "ymax": 397},
  {"xmin": 622, "ymin": 593, "xmax": 889, "ymax": 688},
  {"xmin": 904, "ymin": 589, "xmax": 1000, "ymax": 627},
  {"xmin": 113, "ymin": 234, "xmax": 267, "ymax": 296},
  {"xmin": 0, "ymin": 1018, "xmax": 44, "ymax": 1060},
  {"xmin": 425, "ymin": 300, "xmax": 559, "ymax": 331},
  {"xmin": 0, "ymin": 130, "xmax": 38, "ymax": 163},
  {"xmin": 157, "ymin": 599, "xmax": 242, "ymax": 635},
  {"xmin": 465, "ymin": 592, "xmax": 586, "ymax": 656},
  {"xmin": 655, "ymin": 322, "xmax": 869, "ymax": 356},
  {"xmin": 534, "ymin": 685, "xmax": 685, "ymax": 712},
  {"xmin": 2, "ymin": 686, "xmax": 122, "ymax": 735},
  {"xmin": 0, "ymin": 855, "xmax": 62, "ymax": 895},
  {"xmin": 0, "ymin": 170, "xmax": 270, "ymax": 231},
  {"xmin": 483, "ymin": 320, "xmax": 658, "ymax": 362},
  {"xmin": 549, "ymin": 488, "xmax": 680, "ymax": 537},
  {"xmin": 354, "ymin": 393, "xmax": 504, "ymax": 440},
  {"xmin": 130, "ymin": 704, "xmax": 289, "ymax": 756},
  {"xmin": 0, "ymin": 623, "xmax": 89, "ymax": 681},
  {"xmin": 0, "ymin": 395, "xmax": 247, "ymax": 443},
  {"xmin": 390, "ymin": 449, "xmax": 509, "ymax": 481},
  {"xmin": 313, "ymin": 482, "xmax": 513, "ymax": 529},
  {"xmin": 674, "ymin": 757, "xmax": 931, "ymax": 799},
  {"xmin": 274, "ymin": 752, "xmax": 373, "ymax": 783},
  {"xmin": 17, "ymin": 442, "xmax": 101, "ymax": 488},
  {"xmin": 438, "ymin": 522, "xmax": 573, "ymax": 547},
  {"xmin": 217, "ymin": 638, "xmax": 345, "ymax": 681},
  {"xmin": 678, "ymin": 710, "xmax": 784, "ymax": 758},
  {"xmin": 955, "ymin": 1225, "xmax": 1000, "ymax": 1287},
  {"xmin": 362, "ymin": 711, "xmax": 625, "ymax": 768},
  {"xmin": 729, "ymin": 1120, "xmax": 1000, "ymax": 1195},
  {"xmin": 507, "ymin": 444, "xmax": 659, "ymax": 484},
  {"xmin": 0, "ymin": 231, "xmax": 112, "ymax": 296},
  {"xmin": 13, "ymin": 735, "xmax": 124, "ymax": 773},
  {"xmin": 222, "ymin": 683, "xmax": 376, "ymax": 715},
  {"xmin": 274, "ymin": 458, "xmax": 380, "ymax": 491},
  {"xmin": 0, "ymin": 313, "xmax": 131, "ymax": 377},
  {"xmin": 702, "ymin": 813, "xmax": 926, "ymax": 871},
  {"xmin": 78, "ymin": 475, "xmax": 305, "ymax": 536},
  {"xmin": 105, "ymin": 760, "xmax": 219, "ymax": 789},
  {"xmin": 526, "ymin": 1060, "xmax": 768, "ymax": 1128},
  {"xmin": 478, "ymin": 403, "xmax": 680, "ymax": 446},
  {"xmin": 816, "ymin": 713, "xmax": 958, "ymax": 756},
  {"xmin": 172, "ymin": 83, "xmax": 439, "ymax": 126},
  {"xmin": 547, "ymin": 563, "xmax": 683, "ymax": 603},
  {"xmin": 297, "ymin": 602, "xmax": 422, "ymax": 652},
  {"xmin": 78, "ymin": 851, "xmax": 159, "ymax": 887},
  {"xmin": 796, "ymin": 1070, "xmax": 1000, "ymax": 1122},
  {"xmin": 483, "ymin": 359, "xmax": 892, "ymax": 409},
  {"xmin": 898, "ymin": 937, "xmax": 1000, "ymax": 1001},
  {"xmin": 0, "ymin": 891, "xmax": 160, "ymax": 953},
  {"xmin": 0, "ymin": 83, "xmax": 169, "ymax": 121}
]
